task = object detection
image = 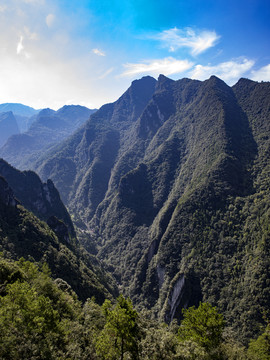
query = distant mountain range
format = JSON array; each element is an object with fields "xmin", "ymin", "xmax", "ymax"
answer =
[
  {"xmin": 0, "ymin": 104, "xmax": 96, "ymax": 169},
  {"xmin": 0, "ymin": 75, "xmax": 269, "ymax": 345},
  {"xmin": 0, "ymin": 103, "xmax": 39, "ymax": 133}
]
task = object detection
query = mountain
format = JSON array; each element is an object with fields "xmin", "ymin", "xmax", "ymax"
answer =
[
  {"xmin": 24, "ymin": 75, "xmax": 270, "ymax": 343},
  {"xmin": 0, "ymin": 158, "xmax": 75, "ymax": 235},
  {"xmin": 0, "ymin": 105, "xmax": 97, "ymax": 170},
  {"xmin": 0, "ymin": 159, "xmax": 118, "ymax": 303},
  {"xmin": 0, "ymin": 103, "xmax": 39, "ymax": 132},
  {"xmin": 0, "ymin": 103, "xmax": 38, "ymax": 117},
  {"xmin": 0, "ymin": 112, "xmax": 19, "ymax": 147}
]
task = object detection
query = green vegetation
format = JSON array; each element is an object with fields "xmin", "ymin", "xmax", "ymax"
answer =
[
  {"xmin": 0, "ymin": 174, "xmax": 118, "ymax": 304},
  {"xmin": 96, "ymin": 294, "xmax": 140, "ymax": 360},
  {"xmin": 0, "ymin": 256, "xmax": 268, "ymax": 359},
  {"xmin": 178, "ymin": 302, "xmax": 225, "ymax": 353},
  {"xmin": 0, "ymin": 157, "xmax": 75, "ymax": 234}
]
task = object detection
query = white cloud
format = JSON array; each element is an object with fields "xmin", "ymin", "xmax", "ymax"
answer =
[
  {"xmin": 99, "ymin": 67, "xmax": 114, "ymax": 79},
  {"xmin": 152, "ymin": 27, "xmax": 220, "ymax": 56},
  {"xmin": 92, "ymin": 48, "xmax": 106, "ymax": 56},
  {"xmin": 46, "ymin": 13, "xmax": 55, "ymax": 28},
  {"xmin": 189, "ymin": 58, "xmax": 255, "ymax": 84},
  {"xmin": 121, "ymin": 57, "xmax": 194, "ymax": 77},
  {"xmin": 251, "ymin": 64, "xmax": 270, "ymax": 81},
  {"xmin": 16, "ymin": 34, "xmax": 31, "ymax": 58},
  {"xmin": 0, "ymin": 5, "xmax": 7, "ymax": 12},
  {"xmin": 16, "ymin": 35, "xmax": 24, "ymax": 54}
]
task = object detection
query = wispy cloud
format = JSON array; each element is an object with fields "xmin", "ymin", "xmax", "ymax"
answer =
[
  {"xmin": 151, "ymin": 27, "xmax": 220, "ymax": 56},
  {"xmin": 92, "ymin": 48, "xmax": 106, "ymax": 56},
  {"xmin": 46, "ymin": 14, "xmax": 55, "ymax": 28},
  {"xmin": 99, "ymin": 67, "xmax": 114, "ymax": 79},
  {"xmin": 16, "ymin": 34, "xmax": 31, "ymax": 59},
  {"xmin": 189, "ymin": 58, "xmax": 255, "ymax": 84},
  {"xmin": 251, "ymin": 64, "xmax": 270, "ymax": 81},
  {"xmin": 16, "ymin": 35, "xmax": 24, "ymax": 55},
  {"xmin": 121, "ymin": 57, "xmax": 194, "ymax": 77}
]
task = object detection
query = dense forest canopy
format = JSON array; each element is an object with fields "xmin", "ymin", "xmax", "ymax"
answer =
[{"xmin": 0, "ymin": 256, "xmax": 269, "ymax": 359}]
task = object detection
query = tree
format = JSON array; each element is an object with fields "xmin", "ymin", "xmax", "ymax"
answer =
[
  {"xmin": 248, "ymin": 324, "xmax": 270, "ymax": 360},
  {"xmin": 139, "ymin": 321, "xmax": 180, "ymax": 360},
  {"xmin": 96, "ymin": 294, "xmax": 140, "ymax": 360},
  {"xmin": 178, "ymin": 302, "xmax": 225, "ymax": 357},
  {"xmin": 0, "ymin": 280, "xmax": 64, "ymax": 359}
]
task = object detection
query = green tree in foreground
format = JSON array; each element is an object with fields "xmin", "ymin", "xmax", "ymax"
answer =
[
  {"xmin": 247, "ymin": 324, "xmax": 270, "ymax": 360},
  {"xmin": 0, "ymin": 280, "xmax": 64, "ymax": 359},
  {"xmin": 96, "ymin": 294, "xmax": 140, "ymax": 360},
  {"xmin": 0, "ymin": 257, "xmax": 85, "ymax": 359},
  {"xmin": 178, "ymin": 302, "xmax": 225, "ymax": 359}
]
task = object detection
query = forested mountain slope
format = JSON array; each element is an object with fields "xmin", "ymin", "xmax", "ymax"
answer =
[
  {"xmin": 0, "ymin": 162, "xmax": 118, "ymax": 303},
  {"xmin": 33, "ymin": 75, "xmax": 269, "ymax": 343},
  {"xmin": 0, "ymin": 105, "xmax": 96, "ymax": 170}
]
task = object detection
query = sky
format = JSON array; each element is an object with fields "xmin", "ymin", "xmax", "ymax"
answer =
[{"xmin": 0, "ymin": 0, "xmax": 269, "ymax": 110}]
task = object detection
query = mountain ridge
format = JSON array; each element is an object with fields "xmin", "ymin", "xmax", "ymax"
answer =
[
  {"xmin": 1, "ymin": 75, "xmax": 269, "ymax": 343},
  {"xmin": 0, "ymin": 104, "xmax": 97, "ymax": 170}
]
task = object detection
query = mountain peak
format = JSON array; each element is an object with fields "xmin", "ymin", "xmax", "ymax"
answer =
[
  {"xmin": 232, "ymin": 77, "xmax": 258, "ymax": 91},
  {"xmin": 38, "ymin": 108, "xmax": 55, "ymax": 117},
  {"xmin": 156, "ymin": 74, "xmax": 175, "ymax": 91},
  {"xmin": 131, "ymin": 75, "xmax": 156, "ymax": 86},
  {"xmin": 115, "ymin": 75, "xmax": 156, "ymax": 112},
  {"xmin": 207, "ymin": 75, "xmax": 227, "ymax": 85},
  {"xmin": 130, "ymin": 76, "xmax": 157, "ymax": 95}
]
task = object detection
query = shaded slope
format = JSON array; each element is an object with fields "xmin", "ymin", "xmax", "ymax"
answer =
[
  {"xmin": 0, "ymin": 158, "xmax": 75, "ymax": 236},
  {"xmin": 36, "ymin": 76, "xmax": 157, "ymax": 217},
  {"xmin": 0, "ymin": 171, "xmax": 118, "ymax": 303}
]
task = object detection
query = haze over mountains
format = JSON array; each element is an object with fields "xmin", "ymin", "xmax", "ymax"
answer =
[
  {"xmin": 0, "ymin": 105, "xmax": 96, "ymax": 169},
  {"xmin": 0, "ymin": 103, "xmax": 39, "ymax": 133},
  {"xmin": 0, "ymin": 111, "xmax": 20, "ymax": 147},
  {"xmin": 0, "ymin": 74, "xmax": 269, "ymax": 346}
]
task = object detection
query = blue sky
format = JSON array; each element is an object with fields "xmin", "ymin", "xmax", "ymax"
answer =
[{"xmin": 0, "ymin": 0, "xmax": 269, "ymax": 109}]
